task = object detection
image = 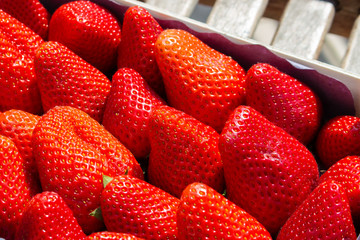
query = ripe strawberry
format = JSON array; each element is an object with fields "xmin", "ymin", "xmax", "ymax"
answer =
[
  {"xmin": 15, "ymin": 191, "xmax": 87, "ymax": 240},
  {"xmin": 32, "ymin": 106, "xmax": 143, "ymax": 234},
  {"xmin": 316, "ymin": 115, "xmax": 360, "ymax": 168},
  {"xmin": 245, "ymin": 63, "xmax": 322, "ymax": 145},
  {"xmin": 49, "ymin": 0, "xmax": 121, "ymax": 73},
  {"xmin": 34, "ymin": 41, "xmax": 111, "ymax": 122},
  {"xmin": 87, "ymin": 232, "xmax": 144, "ymax": 240},
  {"xmin": 0, "ymin": 135, "xmax": 32, "ymax": 240},
  {"xmin": 277, "ymin": 180, "xmax": 357, "ymax": 240},
  {"xmin": 101, "ymin": 175, "xmax": 179, "ymax": 239},
  {"xmin": 219, "ymin": 105, "xmax": 319, "ymax": 235},
  {"xmin": 117, "ymin": 6, "xmax": 165, "ymax": 97},
  {"xmin": 148, "ymin": 105, "xmax": 225, "ymax": 198},
  {"xmin": 0, "ymin": 0, "xmax": 50, "ymax": 39},
  {"xmin": 102, "ymin": 68, "xmax": 165, "ymax": 160},
  {"xmin": 154, "ymin": 29, "xmax": 246, "ymax": 132}
]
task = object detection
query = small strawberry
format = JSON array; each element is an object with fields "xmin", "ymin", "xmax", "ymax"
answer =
[
  {"xmin": 117, "ymin": 6, "xmax": 165, "ymax": 97},
  {"xmin": 148, "ymin": 105, "xmax": 225, "ymax": 198},
  {"xmin": 102, "ymin": 68, "xmax": 165, "ymax": 160},
  {"xmin": 100, "ymin": 175, "xmax": 179, "ymax": 239},
  {"xmin": 34, "ymin": 41, "xmax": 111, "ymax": 122},
  {"xmin": 87, "ymin": 232, "xmax": 144, "ymax": 240},
  {"xmin": 49, "ymin": 0, "xmax": 121, "ymax": 73},
  {"xmin": 154, "ymin": 29, "xmax": 246, "ymax": 132},
  {"xmin": 245, "ymin": 63, "xmax": 322, "ymax": 145},
  {"xmin": 316, "ymin": 115, "xmax": 360, "ymax": 168},
  {"xmin": 15, "ymin": 191, "xmax": 87, "ymax": 240},
  {"xmin": 177, "ymin": 182, "xmax": 272, "ymax": 239},
  {"xmin": 219, "ymin": 105, "xmax": 319, "ymax": 235},
  {"xmin": 277, "ymin": 180, "xmax": 357, "ymax": 240}
]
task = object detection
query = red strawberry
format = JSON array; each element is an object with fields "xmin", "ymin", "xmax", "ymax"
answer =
[
  {"xmin": 177, "ymin": 182, "xmax": 272, "ymax": 239},
  {"xmin": 117, "ymin": 6, "xmax": 165, "ymax": 97},
  {"xmin": 219, "ymin": 105, "xmax": 319, "ymax": 235},
  {"xmin": 32, "ymin": 106, "xmax": 143, "ymax": 234},
  {"xmin": 316, "ymin": 115, "xmax": 360, "ymax": 168},
  {"xmin": 15, "ymin": 191, "xmax": 87, "ymax": 240},
  {"xmin": 148, "ymin": 105, "xmax": 225, "ymax": 198},
  {"xmin": 34, "ymin": 41, "xmax": 111, "ymax": 122},
  {"xmin": 100, "ymin": 175, "xmax": 179, "ymax": 239},
  {"xmin": 154, "ymin": 29, "xmax": 246, "ymax": 132},
  {"xmin": 245, "ymin": 63, "xmax": 322, "ymax": 145},
  {"xmin": 87, "ymin": 232, "xmax": 144, "ymax": 240},
  {"xmin": 102, "ymin": 68, "xmax": 165, "ymax": 159},
  {"xmin": 277, "ymin": 180, "xmax": 357, "ymax": 240},
  {"xmin": 49, "ymin": 0, "xmax": 121, "ymax": 73},
  {"xmin": 0, "ymin": 135, "xmax": 32, "ymax": 240},
  {"xmin": 0, "ymin": 0, "xmax": 50, "ymax": 39}
]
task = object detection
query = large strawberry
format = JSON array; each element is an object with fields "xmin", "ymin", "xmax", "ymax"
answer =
[
  {"xmin": 316, "ymin": 115, "xmax": 360, "ymax": 168},
  {"xmin": 117, "ymin": 6, "xmax": 165, "ymax": 97},
  {"xmin": 102, "ymin": 68, "xmax": 165, "ymax": 160},
  {"xmin": 154, "ymin": 29, "xmax": 246, "ymax": 132},
  {"xmin": 49, "ymin": 0, "xmax": 121, "ymax": 73},
  {"xmin": 177, "ymin": 182, "xmax": 272, "ymax": 239},
  {"xmin": 100, "ymin": 174, "xmax": 179, "ymax": 239},
  {"xmin": 15, "ymin": 191, "xmax": 87, "ymax": 240},
  {"xmin": 32, "ymin": 106, "xmax": 143, "ymax": 234},
  {"xmin": 148, "ymin": 105, "xmax": 225, "ymax": 198},
  {"xmin": 34, "ymin": 41, "xmax": 111, "ymax": 122},
  {"xmin": 87, "ymin": 232, "xmax": 144, "ymax": 240},
  {"xmin": 277, "ymin": 180, "xmax": 357, "ymax": 240},
  {"xmin": 245, "ymin": 63, "xmax": 322, "ymax": 145},
  {"xmin": 219, "ymin": 105, "xmax": 319, "ymax": 235}
]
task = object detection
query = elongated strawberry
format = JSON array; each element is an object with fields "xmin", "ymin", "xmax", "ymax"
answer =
[
  {"xmin": 245, "ymin": 63, "xmax": 322, "ymax": 145},
  {"xmin": 148, "ymin": 105, "xmax": 225, "ymax": 198},
  {"xmin": 15, "ymin": 191, "xmax": 87, "ymax": 240},
  {"xmin": 117, "ymin": 6, "xmax": 165, "ymax": 97},
  {"xmin": 177, "ymin": 182, "xmax": 272, "ymax": 239},
  {"xmin": 32, "ymin": 106, "xmax": 143, "ymax": 234},
  {"xmin": 102, "ymin": 68, "xmax": 165, "ymax": 159},
  {"xmin": 49, "ymin": 0, "xmax": 121, "ymax": 73},
  {"xmin": 154, "ymin": 29, "xmax": 246, "ymax": 132},
  {"xmin": 219, "ymin": 105, "xmax": 319, "ymax": 235},
  {"xmin": 87, "ymin": 232, "xmax": 144, "ymax": 240},
  {"xmin": 101, "ymin": 175, "xmax": 179, "ymax": 239},
  {"xmin": 277, "ymin": 180, "xmax": 357, "ymax": 240},
  {"xmin": 34, "ymin": 41, "xmax": 111, "ymax": 122}
]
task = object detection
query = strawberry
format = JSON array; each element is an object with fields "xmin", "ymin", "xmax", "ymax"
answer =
[
  {"xmin": 154, "ymin": 29, "xmax": 246, "ymax": 132},
  {"xmin": 245, "ymin": 63, "xmax": 322, "ymax": 145},
  {"xmin": 316, "ymin": 115, "xmax": 360, "ymax": 168},
  {"xmin": 277, "ymin": 180, "xmax": 357, "ymax": 240},
  {"xmin": 177, "ymin": 182, "xmax": 272, "ymax": 239},
  {"xmin": 34, "ymin": 41, "xmax": 111, "ymax": 122},
  {"xmin": 0, "ymin": 0, "xmax": 50, "ymax": 39},
  {"xmin": 219, "ymin": 105, "xmax": 319, "ymax": 235},
  {"xmin": 117, "ymin": 6, "xmax": 165, "ymax": 97},
  {"xmin": 32, "ymin": 106, "xmax": 143, "ymax": 234},
  {"xmin": 102, "ymin": 68, "xmax": 165, "ymax": 160},
  {"xmin": 0, "ymin": 135, "xmax": 32, "ymax": 240},
  {"xmin": 148, "ymin": 105, "xmax": 225, "ymax": 198},
  {"xmin": 15, "ymin": 191, "xmax": 87, "ymax": 240},
  {"xmin": 49, "ymin": 0, "xmax": 121, "ymax": 73},
  {"xmin": 100, "ymin": 174, "xmax": 179, "ymax": 239},
  {"xmin": 87, "ymin": 232, "xmax": 144, "ymax": 240}
]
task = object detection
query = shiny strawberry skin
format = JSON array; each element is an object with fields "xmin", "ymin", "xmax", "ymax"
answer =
[
  {"xmin": 154, "ymin": 29, "xmax": 246, "ymax": 132},
  {"xmin": 277, "ymin": 180, "xmax": 357, "ymax": 240},
  {"xmin": 245, "ymin": 63, "xmax": 322, "ymax": 145},
  {"xmin": 101, "ymin": 175, "xmax": 179, "ymax": 239},
  {"xmin": 49, "ymin": 0, "xmax": 121, "ymax": 73},
  {"xmin": 117, "ymin": 6, "xmax": 165, "ymax": 97},
  {"xmin": 148, "ymin": 105, "xmax": 225, "ymax": 198},
  {"xmin": 102, "ymin": 68, "xmax": 165, "ymax": 159},
  {"xmin": 219, "ymin": 105, "xmax": 319, "ymax": 235},
  {"xmin": 34, "ymin": 41, "xmax": 111, "ymax": 122},
  {"xmin": 15, "ymin": 191, "xmax": 87, "ymax": 240},
  {"xmin": 87, "ymin": 232, "xmax": 144, "ymax": 240}
]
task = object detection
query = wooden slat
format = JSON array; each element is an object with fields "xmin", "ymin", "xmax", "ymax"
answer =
[
  {"xmin": 206, "ymin": 0, "xmax": 268, "ymax": 38},
  {"xmin": 342, "ymin": 16, "xmax": 360, "ymax": 76},
  {"xmin": 145, "ymin": 0, "xmax": 199, "ymax": 17}
]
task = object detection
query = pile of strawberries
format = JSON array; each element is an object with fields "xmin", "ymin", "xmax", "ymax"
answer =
[{"xmin": 0, "ymin": 0, "xmax": 359, "ymax": 239}]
